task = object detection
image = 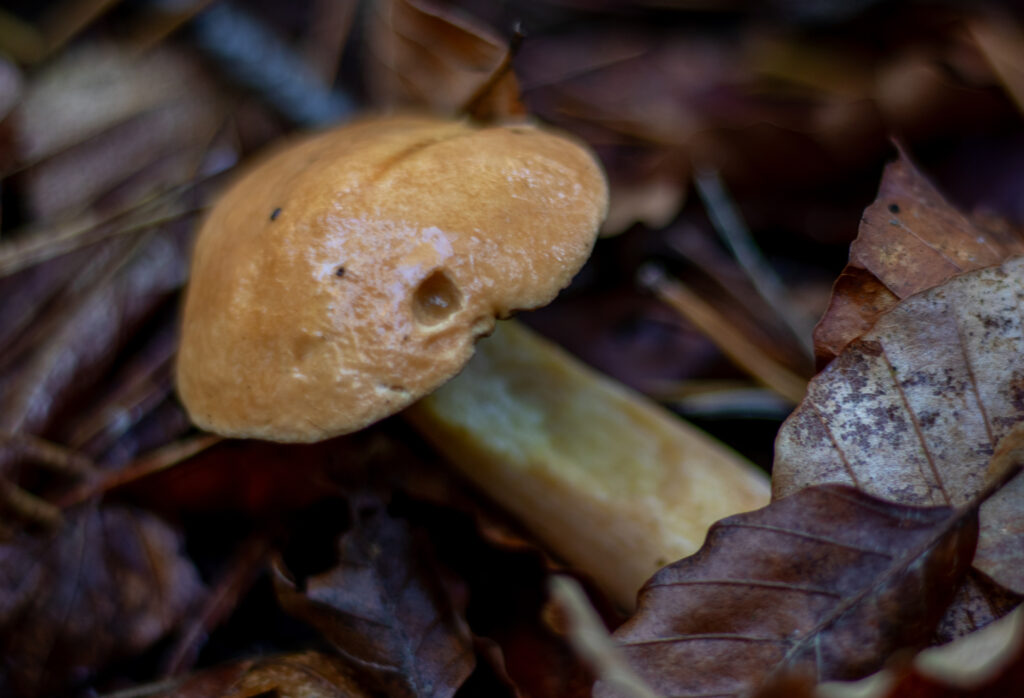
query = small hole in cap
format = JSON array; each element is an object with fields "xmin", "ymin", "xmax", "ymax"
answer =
[{"xmin": 412, "ymin": 270, "xmax": 463, "ymax": 327}]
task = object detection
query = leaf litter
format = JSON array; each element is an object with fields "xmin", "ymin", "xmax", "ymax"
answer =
[{"xmin": 1, "ymin": 2, "xmax": 1024, "ymax": 698}]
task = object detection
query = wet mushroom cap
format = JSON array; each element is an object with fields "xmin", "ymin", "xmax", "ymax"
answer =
[{"xmin": 176, "ymin": 115, "xmax": 608, "ymax": 442}]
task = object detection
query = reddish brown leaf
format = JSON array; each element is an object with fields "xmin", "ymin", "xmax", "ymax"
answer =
[
  {"xmin": 813, "ymin": 153, "xmax": 1024, "ymax": 367},
  {"xmin": 816, "ymin": 604, "xmax": 1024, "ymax": 698},
  {"xmin": 164, "ymin": 652, "xmax": 370, "ymax": 698},
  {"xmin": 594, "ymin": 485, "xmax": 978, "ymax": 698},
  {"xmin": 0, "ymin": 505, "xmax": 205, "ymax": 697},
  {"xmin": 366, "ymin": 0, "xmax": 523, "ymax": 119},
  {"xmin": 274, "ymin": 499, "xmax": 475, "ymax": 698}
]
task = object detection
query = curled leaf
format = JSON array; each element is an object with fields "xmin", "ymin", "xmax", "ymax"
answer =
[
  {"xmin": 812, "ymin": 153, "xmax": 1024, "ymax": 367},
  {"xmin": 595, "ymin": 485, "xmax": 978, "ymax": 698}
]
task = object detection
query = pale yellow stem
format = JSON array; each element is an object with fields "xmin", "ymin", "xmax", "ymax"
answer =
[{"xmin": 405, "ymin": 320, "xmax": 770, "ymax": 609}]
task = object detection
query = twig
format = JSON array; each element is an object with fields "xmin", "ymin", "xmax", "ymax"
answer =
[
  {"xmin": 55, "ymin": 434, "xmax": 222, "ymax": 508},
  {"xmin": 639, "ymin": 264, "xmax": 808, "ymax": 405},
  {"xmin": 192, "ymin": 2, "xmax": 355, "ymax": 126},
  {"xmin": 693, "ymin": 167, "xmax": 816, "ymax": 361},
  {"xmin": 548, "ymin": 575, "xmax": 663, "ymax": 698},
  {"xmin": 0, "ymin": 432, "xmax": 96, "ymax": 477},
  {"xmin": 162, "ymin": 535, "xmax": 273, "ymax": 675}
]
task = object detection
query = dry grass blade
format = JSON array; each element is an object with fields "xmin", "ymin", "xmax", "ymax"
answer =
[
  {"xmin": 550, "ymin": 576, "xmax": 662, "ymax": 698},
  {"xmin": 0, "ymin": 201, "xmax": 195, "ymax": 278},
  {"xmin": 56, "ymin": 434, "xmax": 222, "ymax": 509},
  {"xmin": 694, "ymin": 168, "xmax": 815, "ymax": 360},
  {"xmin": 639, "ymin": 265, "xmax": 808, "ymax": 405}
]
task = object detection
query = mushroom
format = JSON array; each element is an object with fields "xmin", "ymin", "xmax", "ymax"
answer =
[
  {"xmin": 177, "ymin": 114, "xmax": 769, "ymax": 607},
  {"xmin": 177, "ymin": 115, "xmax": 607, "ymax": 441}
]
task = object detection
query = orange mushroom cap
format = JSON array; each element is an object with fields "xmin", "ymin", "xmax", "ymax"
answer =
[{"xmin": 176, "ymin": 115, "xmax": 608, "ymax": 441}]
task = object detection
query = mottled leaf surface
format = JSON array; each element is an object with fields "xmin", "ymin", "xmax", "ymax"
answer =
[
  {"xmin": 0, "ymin": 505, "xmax": 205, "ymax": 697},
  {"xmin": 595, "ymin": 485, "xmax": 977, "ymax": 698},
  {"xmin": 274, "ymin": 500, "xmax": 475, "ymax": 698},
  {"xmin": 777, "ymin": 257, "xmax": 1024, "ymax": 598},
  {"xmin": 813, "ymin": 154, "xmax": 1024, "ymax": 367}
]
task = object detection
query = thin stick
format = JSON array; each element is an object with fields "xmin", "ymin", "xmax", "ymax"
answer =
[
  {"xmin": 693, "ymin": 168, "xmax": 816, "ymax": 361},
  {"xmin": 549, "ymin": 575, "xmax": 663, "ymax": 698},
  {"xmin": 0, "ymin": 432, "xmax": 96, "ymax": 477},
  {"xmin": 55, "ymin": 434, "xmax": 222, "ymax": 508},
  {"xmin": 640, "ymin": 264, "xmax": 808, "ymax": 405}
]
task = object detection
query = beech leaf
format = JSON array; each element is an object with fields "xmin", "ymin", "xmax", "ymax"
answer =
[
  {"xmin": 594, "ymin": 484, "xmax": 978, "ymax": 698},
  {"xmin": 366, "ymin": 0, "xmax": 522, "ymax": 118},
  {"xmin": 812, "ymin": 153, "xmax": 1024, "ymax": 367},
  {"xmin": 775, "ymin": 257, "xmax": 1024, "ymax": 599},
  {"xmin": 818, "ymin": 604, "xmax": 1024, "ymax": 698},
  {"xmin": 274, "ymin": 500, "xmax": 475, "ymax": 698},
  {"xmin": 0, "ymin": 505, "xmax": 205, "ymax": 697}
]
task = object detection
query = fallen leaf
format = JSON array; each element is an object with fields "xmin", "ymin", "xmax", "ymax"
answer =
[
  {"xmin": 817, "ymin": 604, "xmax": 1024, "ymax": 698},
  {"xmin": 273, "ymin": 498, "xmax": 475, "ymax": 698},
  {"xmin": 366, "ymin": 0, "xmax": 522, "ymax": 118},
  {"xmin": 0, "ymin": 504, "xmax": 205, "ymax": 697},
  {"xmin": 0, "ymin": 225, "xmax": 191, "ymax": 451},
  {"xmin": 594, "ymin": 484, "xmax": 979, "ymax": 698},
  {"xmin": 11, "ymin": 43, "xmax": 222, "ymax": 221},
  {"xmin": 220, "ymin": 651, "xmax": 370, "ymax": 698},
  {"xmin": 812, "ymin": 153, "xmax": 1024, "ymax": 367},
  {"xmin": 775, "ymin": 257, "xmax": 1024, "ymax": 602},
  {"xmin": 161, "ymin": 652, "xmax": 370, "ymax": 698}
]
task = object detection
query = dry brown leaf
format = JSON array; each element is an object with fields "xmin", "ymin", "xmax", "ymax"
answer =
[
  {"xmin": 0, "ymin": 505, "xmax": 205, "ymax": 697},
  {"xmin": 11, "ymin": 43, "xmax": 222, "ymax": 222},
  {"xmin": 366, "ymin": 0, "xmax": 522, "ymax": 119},
  {"xmin": 274, "ymin": 498, "xmax": 475, "ymax": 698},
  {"xmin": 595, "ymin": 484, "xmax": 979, "ymax": 698},
  {"xmin": 0, "ymin": 226, "xmax": 190, "ymax": 443},
  {"xmin": 162, "ymin": 652, "xmax": 370, "ymax": 698},
  {"xmin": 817, "ymin": 604, "xmax": 1024, "ymax": 698},
  {"xmin": 776, "ymin": 257, "xmax": 1024, "ymax": 607},
  {"xmin": 812, "ymin": 153, "xmax": 1024, "ymax": 367}
]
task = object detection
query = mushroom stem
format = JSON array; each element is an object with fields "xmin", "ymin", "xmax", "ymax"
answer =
[{"xmin": 404, "ymin": 320, "xmax": 770, "ymax": 609}]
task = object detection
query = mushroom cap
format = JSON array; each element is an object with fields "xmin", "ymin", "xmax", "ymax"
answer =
[{"xmin": 176, "ymin": 115, "xmax": 608, "ymax": 442}]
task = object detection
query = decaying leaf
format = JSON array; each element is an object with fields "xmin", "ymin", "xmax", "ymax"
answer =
[
  {"xmin": 273, "ymin": 499, "xmax": 475, "ymax": 698},
  {"xmin": 11, "ymin": 43, "xmax": 222, "ymax": 221},
  {"xmin": 160, "ymin": 652, "xmax": 370, "ymax": 698},
  {"xmin": 366, "ymin": 0, "xmax": 522, "ymax": 119},
  {"xmin": 219, "ymin": 652, "xmax": 370, "ymax": 698},
  {"xmin": 776, "ymin": 257, "xmax": 1024, "ymax": 601},
  {"xmin": 817, "ymin": 604, "xmax": 1024, "ymax": 698},
  {"xmin": 0, "ymin": 226, "xmax": 191, "ymax": 452},
  {"xmin": 595, "ymin": 484, "xmax": 979, "ymax": 698},
  {"xmin": 812, "ymin": 153, "xmax": 1024, "ymax": 367},
  {"xmin": 0, "ymin": 505, "xmax": 205, "ymax": 697}
]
